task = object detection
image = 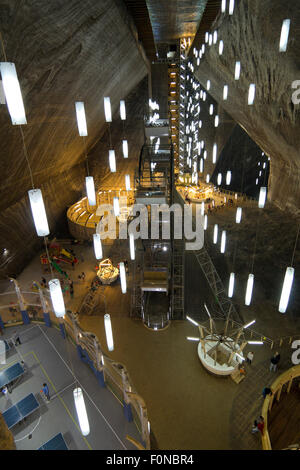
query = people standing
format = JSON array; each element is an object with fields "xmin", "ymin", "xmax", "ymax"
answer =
[
  {"xmin": 13, "ymin": 331, "xmax": 21, "ymax": 345},
  {"xmin": 69, "ymin": 281, "xmax": 74, "ymax": 299},
  {"xmin": 246, "ymin": 351, "xmax": 254, "ymax": 365},
  {"xmin": 81, "ymin": 272, "xmax": 85, "ymax": 281},
  {"xmin": 270, "ymin": 352, "xmax": 280, "ymax": 372},
  {"xmin": 262, "ymin": 387, "xmax": 272, "ymax": 399},
  {"xmin": 251, "ymin": 416, "xmax": 264, "ymax": 434},
  {"xmin": 42, "ymin": 383, "xmax": 50, "ymax": 401}
]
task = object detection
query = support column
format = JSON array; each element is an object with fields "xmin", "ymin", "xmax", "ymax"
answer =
[
  {"xmin": 0, "ymin": 314, "xmax": 4, "ymax": 329},
  {"xmin": 39, "ymin": 287, "xmax": 51, "ymax": 327},
  {"xmin": 59, "ymin": 320, "xmax": 66, "ymax": 339},
  {"xmin": 21, "ymin": 310, "xmax": 30, "ymax": 325},
  {"xmin": 122, "ymin": 369, "xmax": 133, "ymax": 422}
]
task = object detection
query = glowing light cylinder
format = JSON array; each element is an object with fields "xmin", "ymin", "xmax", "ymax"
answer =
[
  {"xmin": 206, "ymin": 174, "xmax": 210, "ymax": 183},
  {"xmin": 223, "ymin": 85, "xmax": 228, "ymax": 100},
  {"xmin": 104, "ymin": 97, "xmax": 112, "ymax": 122},
  {"xmin": 220, "ymin": 230, "xmax": 226, "ymax": 253},
  {"xmin": 122, "ymin": 140, "xmax": 128, "ymax": 158},
  {"xmin": 245, "ymin": 274, "xmax": 254, "ymax": 306},
  {"xmin": 28, "ymin": 189, "xmax": 50, "ymax": 237},
  {"xmin": 226, "ymin": 171, "xmax": 231, "ymax": 185},
  {"xmin": 109, "ymin": 150, "xmax": 116, "ymax": 173},
  {"xmin": 120, "ymin": 100, "xmax": 126, "ymax": 120},
  {"xmin": 200, "ymin": 158, "xmax": 204, "ymax": 173},
  {"xmin": 219, "ymin": 40, "xmax": 224, "ymax": 55},
  {"xmin": 221, "ymin": 0, "xmax": 226, "ymax": 13},
  {"xmin": 113, "ymin": 197, "xmax": 120, "ymax": 216},
  {"xmin": 129, "ymin": 233, "xmax": 135, "ymax": 260},
  {"xmin": 235, "ymin": 61, "xmax": 241, "ymax": 80},
  {"xmin": 228, "ymin": 272, "xmax": 235, "ymax": 298},
  {"xmin": 212, "ymin": 144, "xmax": 217, "ymax": 164},
  {"xmin": 279, "ymin": 19, "xmax": 291, "ymax": 52},
  {"xmin": 207, "ymin": 80, "xmax": 211, "ymax": 90},
  {"xmin": 279, "ymin": 267, "xmax": 294, "ymax": 313},
  {"xmin": 75, "ymin": 102, "xmax": 88, "ymax": 136},
  {"xmin": 85, "ymin": 176, "xmax": 96, "ymax": 207},
  {"xmin": 214, "ymin": 115, "xmax": 219, "ymax": 127},
  {"xmin": 217, "ymin": 173, "xmax": 222, "ymax": 185},
  {"xmin": 236, "ymin": 207, "xmax": 242, "ymax": 223},
  {"xmin": 73, "ymin": 388, "xmax": 90, "ymax": 436},
  {"xmin": 119, "ymin": 262, "xmax": 127, "ymax": 294},
  {"xmin": 248, "ymin": 84, "xmax": 256, "ymax": 105},
  {"xmin": 213, "ymin": 31, "xmax": 218, "ymax": 44},
  {"xmin": 209, "ymin": 104, "xmax": 214, "ymax": 115},
  {"xmin": 93, "ymin": 233, "xmax": 102, "ymax": 260},
  {"xmin": 104, "ymin": 313, "xmax": 114, "ymax": 351},
  {"xmin": 125, "ymin": 174, "xmax": 131, "ymax": 191},
  {"xmin": 49, "ymin": 279, "xmax": 65, "ymax": 318},
  {"xmin": 204, "ymin": 214, "xmax": 208, "ymax": 231},
  {"xmin": 201, "ymin": 201, "xmax": 205, "ymax": 216},
  {"xmin": 229, "ymin": 0, "xmax": 235, "ymax": 15},
  {"xmin": 213, "ymin": 224, "xmax": 218, "ymax": 244},
  {"xmin": 258, "ymin": 187, "xmax": 267, "ymax": 208},
  {"xmin": 0, "ymin": 62, "xmax": 27, "ymax": 125}
]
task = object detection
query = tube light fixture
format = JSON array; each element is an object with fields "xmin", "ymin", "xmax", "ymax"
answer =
[
  {"xmin": 221, "ymin": 0, "xmax": 226, "ymax": 13},
  {"xmin": 0, "ymin": 62, "xmax": 27, "ymax": 125},
  {"xmin": 187, "ymin": 337, "xmax": 200, "ymax": 342},
  {"xmin": 228, "ymin": 272, "xmax": 235, "ymax": 298},
  {"xmin": 204, "ymin": 214, "xmax": 208, "ymax": 231},
  {"xmin": 245, "ymin": 274, "xmax": 254, "ymax": 306},
  {"xmin": 122, "ymin": 139, "xmax": 128, "ymax": 159},
  {"xmin": 248, "ymin": 84, "xmax": 256, "ymax": 105},
  {"xmin": 75, "ymin": 102, "xmax": 88, "ymax": 136},
  {"xmin": 49, "ymin": 279, "xmax": 65, "ymax": 318},
  {"xmin": 207, "ymin": 80, "xmax": 211, "ymax": 90},
  {"xmin": 125, "ymin": 174, "xmax": 130, "ymax": 191},
  {"xmin": 217, "ymin": 173, "xmax": 222, "ymax": 185},
  {"xmin": 201, "ymin": 201, "xmax": 205, "ymax": 216},
  {"xmin": 205, "ymin": 32, "xmax": 209, "ymax": 43},
  {"xmin": 209, "ymin": 34, "xmax": 213, "ymax": 46},
  {"xmin": 28, "ymin": 189, "xmax": 50, "ymax": 237},
  {"xmin": 220, "ymin": 230, "xmax": 226, "ymax": 253},
  {"xmin": 258, "ymin": 187, "xmax": 267, "ymax": 208},
  {"xmin": 212, "ymin": 144, "xmax": 217, "ymax": 164},
  {"xmin": 279, "ymin": 19, "xmax": 291, "ymax": 52},
  {"xmin": 226, "ymin": 170, "xmax": 231, "ymax": 185},
  {"xmin": 229, "ymin": 0, "xmax": 235, "ymax": 15},
  {"xmin": 129, "ymin": 233, "xmax": 135, "ymax": 260},
  {"xmin": 214, "ymin": 115, "xmax": 219, "ymax": 127},
  {"xmin": 243, "ymin": 319, "xmax": 256, "ymax": 329},
  {"xmin": 104, "ymin": 97, "xmax": 112, "ymax": 122},
  {"xmin": 213, "ymin": 31, "xmax": 218, "ymax": 44},
  {"xmin": 119, "ymin": 261, "xmax": 127, "ymax": 294},
  {"xmin": 200, "ymin": 158, "xmax": 204, "ymax": 172},
  {"xmin": 104, "ymin": 313, "xmax": 114, "ymax": 351},
  {"xmin": 109, "ymin": 150, "xmax": 116, "ymax": 173},
  {"xmin": 113, "ymin": 197, "xmax": 120, "ymax": 216},
  {"xmin": 236, "ymin": 207, "xmax": 242, "ymax": 223},
  {"xmin": 73, "ymin": 388, "xmax": 90, "ymax": 436},
  {"xmin": 279, "ymin": 267, "xmax": 294, "ymax": 313},
  {"xmin": 206, "ymin": 174, "xmax": 210, "ymax": 183},
  {"xmin": 85, "ymin": 176, "xmax": 96, "ymax": 206},
  {"xmin": 219, "ymin": 40, "xmax": 224, "ymax": 55},
  {"xmin": 213, "ymin": 224, "xmax": 218, "ymax": 244},
  {"xmin": 234, "ymin": 61, "xmax": 241, "ymax": 80},
  {"xmin": 223, "ymin": 85, "xmax": 228, "ymax": 100},
  {"xmin": 209, "ymin": 104, "xmax": 214, "ymax": 115},
  {"xmin": 186, "ymin": 315, "xmax": 199, "ymax": 327},
  {"xmin": 93, "ymin": 233, "xmax": 103, "ymax": 260},
  {"xmin": 120, "ymin": 100, "xmax": 126, "ymax": 120},
  {"xmin": 248, "ymin": 341, "xmax": 263, "ymax": 345}
]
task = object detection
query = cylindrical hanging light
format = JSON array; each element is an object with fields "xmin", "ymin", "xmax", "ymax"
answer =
[
  {"xmin": 226, "ymin": 170, "xmax": 231, "ymax": 185},
  {"xmin": 214, "ymin": 115, "xmax": 219, "ymax": 127},
  {"xmin": 220, "ymin": 230, "xmax": 226, "ymax": 253},
  {"xmin": 206, "ymin": 174, "xmax": 210, "ymax": 183},
  {"xmin": 229, "ymin": 0, "xmax": 235, "ymax": 15},
  {"xmin": 248, "ymin": 84, "xmax": 256, "ymax": 105},
  {"xmin": 228, "ymin": 272, "xmax": 235, "ymax": 298},
  {"xmin": 104, "ymin": 313, "xmax": 114, "ymax": 351},
  {"xmin": 217, "ymin": 173, "xmax": 222, "ymax": 186},
  {"xmin": 119, "ymin": 262, "xmax": 127, "ymax": 294},
  {"xmin": 212, "ymin": 143, "xmax": 217, "ymax": 164},
  {"xmin": 113, "ymin": 197, "xmax": 120, "ymax": 216},
  {"xmin": 235, "ymin": 61, "xmax": 241, "ymax": 80},
  {"xmin": 279, "ymin": 19, "xmax": 291, "ymax": 52},
  {"xmin": 109, "ymin": 150, "xmax": 116, "ymax": 173},
  {"xmin": 28, "ymin": 189, "xmax": 50, "ymax": 237},
  {"xmin": 75, "ymin": 102, "xmax": 88, "ymax": 136},
  {"xmin": 73, "ymin": 388, "xmax": 90, "ymax": 436},
  {"xmin": 49, "ymin": 279, "xmax": 65, "ymax": 318},
  {"xmin": 129, "ymin": 233, "xmax": 135, "ymax": 260},
  {"xmin": 209, "ymin": 104, "xmax": 214, "ymax": 115},
  {"xmin": 120, "ymin": 100, "xmax": 126, "ymax": 120},
  {"xmin": 93, "ymin": 233, "xmax": 102, "ymax": 260},
  {"xmin": 85, "ymin": 176, "xmax": 96, "ymax": 206},
  {"xmin": 200, "ymin": 158, "xmax": 204, "ymax": 173},
  {"xmin": 104, "ymin": 97, "xmax": 112, "ymax": 122},
  {"xmin": 219, "ymin": 40, "xmax": 224, "ymax": 55},
  {"xmin": 221, "ymin": 0, "xmax": 226, "ymax": 13},
  {"xmin": 125, "ymin": 174, "xmax": 131, "ymax": 191},
  {"xmin": 279, "ymin": 267, "xmax": 294, "ymax": 313},
  {"xmin": 213, "ymin": 224, "xmax": 218, "ymax": 244},
  {"xmin": 245, "ymin": 274, "xmax": 254, "ymax": 306},
  {"xmin": 122, "ymin": 140, "xmax": 128, "ymax": 158},
  {"xmin": 204, "ymin": 214, "xmax": 208, "ymax": 231},
  {"xmin": 223, "ymin": 85, "xmax": 228, "ymax": 100},
  {"xmin": 258, "ymin": 187, "xmax": 267, "ymax": 208},
  {"xmin": 236, "ymin": 207, "xmax": 242, "ymax": 224},
  {"xmin": 0, "ymin": 62, "xmax": 27, "ymax": 125},
  {"xmin": 201, "ymin": 201, "xmax": 205, "ymax": 216}
]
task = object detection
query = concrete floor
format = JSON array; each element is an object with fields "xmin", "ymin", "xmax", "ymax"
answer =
[{"xmin": 0, "ymin": 324, "xmax": 139, "ymax": 450}]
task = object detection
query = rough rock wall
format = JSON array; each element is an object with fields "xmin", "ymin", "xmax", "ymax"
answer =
[
  {"xmin": 0, "ymin": 0, "xmax": 148, "ymax": 277},
  {"xmin": 194, "ymin": 0, "xmax": 300, "ymax": 214}
]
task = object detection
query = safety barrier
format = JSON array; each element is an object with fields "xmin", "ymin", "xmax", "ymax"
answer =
[
  {"xmin": 0, "ymin": 280, "xmax": 151, "ymax": 449},
  {"xmin": 261, "ymin": 365, "xmax": 300, "ymax": 450}
]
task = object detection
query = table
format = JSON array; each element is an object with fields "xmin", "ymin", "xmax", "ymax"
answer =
[
  {"xmin": 2, "ymin": 393, "xmax": 40, "ymax": 429},
  {"xmin": 38, "ymin": 433, "xmax": 68, "ymax": 450},
  {"xmin": 0, "ymin": 362, "xmax": 25, "ymax": 388}
]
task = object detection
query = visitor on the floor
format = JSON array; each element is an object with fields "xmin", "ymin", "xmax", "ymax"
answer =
[
  {"xmin": 270, "ymin": 352, "xmax": 280, "ymax": 372},
  {"xmin": 70, "ymin": 283, "xmax": 74, "ymax": 298},
  {"xmin": 251, "ymin": 416, "xmax": 264, "ymax": 434},
  {"xmin": 262, "ymin": 386, "xmax": 272, "ymax": 399},
  {"xmin": 42, "ymin": 383, "xmax": 50, "ymax": 401},
  {"xmin": 246, "ymin": 351, "xmax": 254, "ymax": 365},
  {"xmin": 41, "ymin": 277, "xmax": 46, "ymax": 288},
  {"xmin": 1, "ymin": 385, "xmax": 9, "ymax": 398},
  {"xmin": 13, "ymin": 332, "xmax": 21, "ymax": 345}
]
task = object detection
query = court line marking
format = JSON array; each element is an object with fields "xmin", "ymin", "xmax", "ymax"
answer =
[
  {"xmin": 31, "ymin": 350, "xmax": 92, "ymax": 450},
  {"xmin": 37, "ymin": 324, "xmax": 128, "ymax": 450}
]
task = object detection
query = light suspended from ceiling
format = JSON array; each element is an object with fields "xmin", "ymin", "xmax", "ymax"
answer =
[
  {"xmin": 236, "ymin": 207, "xmax": 242, "ymax": 224},
  {"xmin": 109, "ymin": 150, "xmax": 116, "ymax": 173},
  {"xmin": 279, "ymin": 19, "xmax": 291, "ymax": 52},
  {"xmin": 49, "ymin": 279, "xmax": 66, "ymax": 318},
  {"xmin": 279, "ymin": 267, "xmax": 294, "ymax": 313},
  {"xmin": 0, "ymin": 62, "xmax": 27, "ymax": 125},
  {"xmin": 85, "ymin": 176, "xmax": 96, "ymax": 207},
  {"xmin": 245, "ymin": 274, "xmax": 254, "ymax": 306},
  {"xmin": 258, "ymin": 187, "xmax": 267, "ymax": 208},
  {"xmin": 234, "ymin": 61, "xmax": 241, "ymax": 80},
  {"xmin": 75, "ymin": 102, "xmax": 88, "ymax": 136},
  {"xmin": 104, "ymin": 313, "xmax": 114, "ymax": 351},
  {"xmin": 28, "ymin": 189, "xmax": 50, "ymax": 237},
  {"xmin": 248, "ymin": 84, "xmax": 256, "ymax": 105},
  {"xmin": 104, "ymin": 97, "xmax": 112, "ymax": 122},
  {"xmin": 125, "ymin": 174, "xmax": 131, "ymax": 191},
  {"xmin": 73, "ymin": 388, "xmax": 90, "ymax": 436},
  {"xmin": 220, "ymin": 230, "xmax": 226, "ymax": 253},
  {"xmin": 228, "ymin": 272, "xmax": 235, "ymax": 298},
  {"xmin": 213, "ymin": 224, "xmax": 218, "ymax": 244},
  {"xmin": 93, "ymin": 233, "xmax": 103, "ymax": 260},
  {"xmin": 119, "ymin": 262, "xmax": 127, "ymax": 294},
  {"xmin": 129, "ymin": 233, "xmax": 135, "ymax": 260},
  {"xmin": 120, "ymin": 100, "xmax": 126, "ymax": 120}
]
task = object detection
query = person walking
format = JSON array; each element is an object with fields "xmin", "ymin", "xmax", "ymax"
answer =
[
  {"xmin": 246, "ymin": 351, "xmax": 254, "ymax": 365},
  {"xmin": 42, "ymin": 383, "xmax": 50, "ymax": 401},
  {"xmin": 13, "ymin": 331, "xmax": 21, "ymax": 346},
  {"xmin": 252, "ymin": 416, "xmax": 264, "ymax": 434},
  {"xmin": 262, "ymin": 387, "xmax": 272, "ymax": 399},
  {"xmin": 270, "ymin": 352, "xmax": 280, "ymax": 372},
  {"xmin": 81, "ymin": 272, "xmax": 85, "ymax": 281},
  {"xmin": 69, "ymin": 281, "xmax": 74, "ymax": 299}
]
